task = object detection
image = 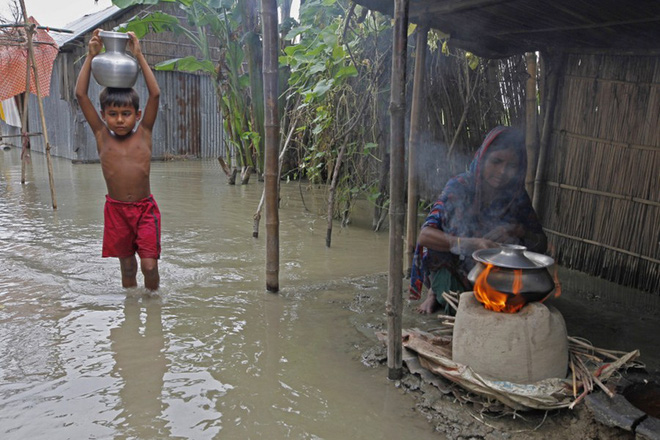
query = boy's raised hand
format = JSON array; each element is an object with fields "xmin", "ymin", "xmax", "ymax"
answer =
[
  {"xmin": 127, "ymin": 32, "xmax": 142, "ymax": 57},
  {"xmin": 88, "ymin": 28, "xmax": 103, "ymax": 57}
]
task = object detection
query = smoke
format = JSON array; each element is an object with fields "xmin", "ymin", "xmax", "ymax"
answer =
[{"xmin": 415, "ymin": 134, "xmax": 471, "ymax": 202}]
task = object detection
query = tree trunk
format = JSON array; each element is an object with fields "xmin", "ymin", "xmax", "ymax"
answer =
[
  {"xmin": 217, "ymin": 157, "xmax": 238, "ymax": 185},
  {"xmin": 240, "ymin": 166, "xmax": 253, "ymax": 184}
]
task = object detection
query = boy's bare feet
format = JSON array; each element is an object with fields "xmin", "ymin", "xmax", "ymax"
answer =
[{"xmin": 416, "ymin": 289, "xmax": 441, "ymax": 314}]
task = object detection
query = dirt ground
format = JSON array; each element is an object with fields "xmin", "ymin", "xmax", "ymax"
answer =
[
  {"xmin": 348, "ymin": 270, "xmax": 659, "ymax": 440},
  {"xmin": 361, "ymin": 344, "xmax": 635, "ymax": 440}
]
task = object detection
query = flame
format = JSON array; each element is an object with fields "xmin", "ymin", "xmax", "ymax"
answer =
[{"xmin": 473, "ymin": 264, "xmax": 526, "ymax": 313}]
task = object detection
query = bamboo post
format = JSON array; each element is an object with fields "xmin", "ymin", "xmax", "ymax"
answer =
[
  {"xmin": 261, "ymin": 0, "xmax": 279, "ymax": 292},
  {"xmin": 525, "ymin": 52, "xmax": 538, "ymax": 197},
  {"xmin": 387, "ymin": 0, "xmax": 409, "ymax": 381},
  {"xmin": 405, "ymin": 26, "xmax": 428, "ymax": 274},
  {"xmin": 20, "ymin": 31, "xmax": 31, "ymax": 185},
  {"xmin": 532, "ymin": 52, "xmax": 563, "ymax": 214},
  {"xmin": 19, "ymin": 0, "xmax": 57, "ymax": 209}
]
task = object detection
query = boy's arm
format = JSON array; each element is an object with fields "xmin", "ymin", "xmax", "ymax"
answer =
[
  {"xmin": 128, "ymin": 32, "xmax": 160, "ymax": 131},
  {"xmin": 75, "ymin": 29, "xmax": 105, "ymax": 135}
]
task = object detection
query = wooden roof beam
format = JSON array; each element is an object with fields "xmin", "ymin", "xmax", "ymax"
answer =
[
  {"xmin": 418, "ymin": 0, "xmax": 516, "ymax": 15},
  {"xmin": 493, "ymin": 15, "xmax": 660, "ymax": 37}
]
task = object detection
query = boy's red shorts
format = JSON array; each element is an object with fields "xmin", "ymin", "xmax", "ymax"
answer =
[{"xmin": 102, "ymin": 195, "xmax": 161, "ymax": 259}]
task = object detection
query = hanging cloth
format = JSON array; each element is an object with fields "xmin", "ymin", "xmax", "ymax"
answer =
[
  {"xmin": 0, "ymin": 97, "xmax": 23, "ymax": 128},
  {"xmin": 0, "ymin": 17, "xmax": 59, "ymax": 102}
]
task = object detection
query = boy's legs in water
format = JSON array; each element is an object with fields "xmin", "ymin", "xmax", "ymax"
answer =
[
  {"xmin": 119, "ymin": 256, "xmax": 138, "ymax": 288},
  {"xmin": 119, "ymin": 256, "xmax": 159, "ymax": 291},
  {"xmin": 140, "ymin": 257, "xmax": 159, "ymax": 291}
]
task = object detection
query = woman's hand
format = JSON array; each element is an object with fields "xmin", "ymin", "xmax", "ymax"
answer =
[
  {"xmin": 483, "ymin": 224, "xmax": 523, "ymax": 244},
  {"xmin": 451, "ymin": 237, "xmax": 499, "ymax": 257}
]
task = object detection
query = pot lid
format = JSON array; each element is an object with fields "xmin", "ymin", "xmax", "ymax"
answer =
[{"xmin": 472, "ymin": 244, "xmax": 554, "ymax": 269}]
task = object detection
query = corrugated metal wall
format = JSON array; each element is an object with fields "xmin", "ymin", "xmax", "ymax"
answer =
[{"xmin": 1, "ymin": 61, "xmax": 226, "ymax": 162}]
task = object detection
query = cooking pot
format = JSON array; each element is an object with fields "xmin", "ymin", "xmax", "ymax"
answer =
[{"xmin": 467, "ymin": 244, "xmax": 555, "ymax": 302}]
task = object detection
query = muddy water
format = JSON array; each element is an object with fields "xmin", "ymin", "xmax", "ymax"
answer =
[{"xmin": 0, "ymin": 148, "xmax": 439, "ymax": 440}]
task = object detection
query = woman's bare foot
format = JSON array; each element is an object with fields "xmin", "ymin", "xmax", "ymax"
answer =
[{"xmin": 416, "ymin": 289, "xmax": 441, "ymax": 314}]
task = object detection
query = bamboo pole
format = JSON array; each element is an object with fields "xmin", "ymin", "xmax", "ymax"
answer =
[
  {"xmin": 20, "ymin": 33, "xmax": 31, "ymax": 185},
  {"xmin": 532, "ymin": 52, "xmax": 563, "ymax": 213},
  {"xmin": 404, "ymin": 26, "xmax": 428, "ymax": 274},
  {"xmin": 261, "ymin": 0, "xmax": 279, "ymax": 292},
  {"xmin": 525, "ymin": 51, "xmax": 538, "ymax": 197},
  {"xmin": 387, "ymin": 0, "xmax": 409, "ymax": 381},
  {"xmin": 19, "ymin": 0, "xmax": 57, "ymax": 209}
]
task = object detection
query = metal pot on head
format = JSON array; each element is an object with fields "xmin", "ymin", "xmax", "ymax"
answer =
[
  {"xmin": 468, "ymin": 244, "xmax": 555, "ymax": 303},
  {"xmin": 91, "ymin": 31, "xmax": 139, "ymax": 88}
]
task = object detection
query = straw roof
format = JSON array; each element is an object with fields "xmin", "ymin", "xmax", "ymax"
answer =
[{"xmin": 352, "ymin": 0, "xmax": 660, "ymax": 57}]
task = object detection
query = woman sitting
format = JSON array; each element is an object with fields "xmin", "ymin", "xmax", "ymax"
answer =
[{"xmin": 410, "ymin": 126, "xmax": 548, "ymax": 314}]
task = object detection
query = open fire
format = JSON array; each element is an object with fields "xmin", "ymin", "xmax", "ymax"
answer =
[{"xmin": 473, "ymin": 263, "xmax": 562, "ymax": 313}]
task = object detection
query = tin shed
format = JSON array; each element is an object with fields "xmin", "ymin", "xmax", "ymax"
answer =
[{"xmin": 2, "ymin": 3, "xmax": 225, "ymax": 162}]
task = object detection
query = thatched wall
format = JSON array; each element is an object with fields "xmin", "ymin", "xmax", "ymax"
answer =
[
  {"xmin": 417, "ymin": 51, "xmax": 529, "ymax": 202},
  {"xmin": 538, "ymin": 52, "xmax": 659, "ymax": 294}
]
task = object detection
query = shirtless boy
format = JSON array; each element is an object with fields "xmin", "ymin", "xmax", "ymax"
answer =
[{"xmin": 75, "ymin": 29, "xmax": 161, "ymax": 291}]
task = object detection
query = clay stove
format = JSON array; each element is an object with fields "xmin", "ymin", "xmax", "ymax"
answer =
[
  {"xmin": 453, "ymin": 292, "xmax": 568, "ymax": 384},
  {"xmin": 452, "ymin": 246, "xmax": 568, "ymax": 384}
]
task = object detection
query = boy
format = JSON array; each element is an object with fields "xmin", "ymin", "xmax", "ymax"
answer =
[{"xmin": 75, "ymin": 29, "xmax": 162, "ymax": 291}]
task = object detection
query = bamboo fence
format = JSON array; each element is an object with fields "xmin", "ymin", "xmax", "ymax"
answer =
[
  {"xmin": 418, "ymin": 50, "xmax": 528, "ymax": 201},
  {"xmin": 538, "ymin": 52, "xmax": 659, "ymax": 293}
]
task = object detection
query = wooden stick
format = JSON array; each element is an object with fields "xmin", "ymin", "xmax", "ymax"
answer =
[
  {"xmin": 0, "ymin": 132, "xmax": 42, "ymax": 138},
  {"xmin": 569, "ymin": 337, "xmax": 630, "ymax": 361},
  {"xmin": 436, "ymin": 314, "xmax": 456, "ymax": 321},
  {"xmin": 441, "ymin": 292, "xmax": 459, "ymax": 311},
  {"xmin": 592, "ymin": 375, "xmax": 615, "ymax": 398},
  {"xmin": 532, "ymin": 51, "xmax": 563, "ymax": 212},
  {"xmin": 525, "ymin": 51, "xmax": 538, "ymax": 197},
  {"xmin": 568, "ymin": 388, "xmax": 590, "ymax": 410},
  {"xmin": 570, "ymin": 358, "xmax": 577, "ymax": 398},
  {"xmin": 19, "ymin": 0, "xmax": 57, "ymax": 209}
]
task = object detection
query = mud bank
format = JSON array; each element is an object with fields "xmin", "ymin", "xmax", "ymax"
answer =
[{"xmin": 349, "ymin": 273, "xmax": 658, "ymax": 440}]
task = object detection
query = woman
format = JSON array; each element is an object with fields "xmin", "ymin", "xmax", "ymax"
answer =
[{"xmin": 410, "ymin": 126, "xmax": 547, "ymax": 314}]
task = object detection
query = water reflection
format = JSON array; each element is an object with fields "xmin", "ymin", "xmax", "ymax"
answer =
[
  {"xmin": 110, "ymin": 295, "xmax": 169, "ymax": 438},
  {"xmin": 0, "ymin": 148, "xmax": 441, "ymax": 439}
]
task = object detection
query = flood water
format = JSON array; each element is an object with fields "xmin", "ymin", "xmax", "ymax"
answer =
[{"xmin": 0, "ymin": 147, "xmax": 440, "ymax": 440}]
